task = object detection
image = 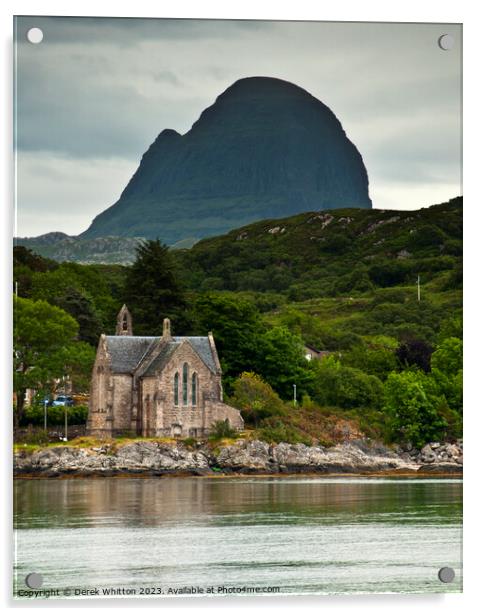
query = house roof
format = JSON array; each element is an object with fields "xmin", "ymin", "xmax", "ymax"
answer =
[{"xmin": 104, "ymin": 335, "xmax": 218, "ymax": 375}]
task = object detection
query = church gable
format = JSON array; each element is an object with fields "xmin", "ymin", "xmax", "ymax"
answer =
[{"xmin": 141, "ymin": 337, "xmax": 217, "ymax": 377}]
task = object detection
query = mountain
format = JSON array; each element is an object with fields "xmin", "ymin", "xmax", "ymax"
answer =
[{"xmin": 81, "ymin": 76, "xmax": 372, "ymax": 244}]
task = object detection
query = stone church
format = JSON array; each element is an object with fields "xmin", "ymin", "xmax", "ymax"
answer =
[{"xmin": 86, "ymin": 305, "xmax": 244, "ymax": 438}]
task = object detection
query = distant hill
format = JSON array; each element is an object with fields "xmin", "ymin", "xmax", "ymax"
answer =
[
  {"xmin": 175, "ymin": 196, "xmax": 462, "ymax": 298},
  {"xmin": 14, "ymin": 234, "xmax": 144, "ymax": 265},
  {"xmin": 15, "ymin": 198, "xmax": 462, "ymax": 281},
  {"xmin": 80, "ymin": 76, "xmax": 372, "ymax": 244}
]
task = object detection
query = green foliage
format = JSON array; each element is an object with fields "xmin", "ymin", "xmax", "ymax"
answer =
[
  {"xmin": 431, "ymin": 337, "xmax": 462, "ymax": 376},
  {"xmin": 209, "ymin": 419, "xmax": 238, "ymax": 440},
  {"xmin": 383, "ymin": 371, "xmax": 448, "ymax": 447},
  {"xmin": 256, "ymin": 326, "xmax": 314, "ymax": 400},
  {"xmin": 257, "ymin": 417, "xmax": 312, "ymax": 445},
  {"xmin": 52, "ymin": 288, "xmax": 103, "ymax": 345},
  {"xmin": 174, "ymin": 197, "xmax": 461, "ymax": 298},
  {"xmin": 24, "ymin": 261, "xmax": 124, "ymax": 336},
  {"xmin": 309, "ymin": 357, "xmax": 384, "ymax": 410},
  {"xmin": 22, "ymin": 404, "xmax": 89, "ymax": 427},
  {"xmin": 193, "ymin": 293, "xmax": 263, "ymax": 389},
  {"xmin": 342, "ymin": 340, "xmax": 398, "ymax": 381},
  {"xmin": 123, "ymin": 239, "xmax": 189, "ymax": 335},
  {"xmin": 13, "ymin": 296, "xmax": 93, "ymax": 427},
  {"xmin": 229, "ymin": 372, "xmax": 286, "ymax": 427},
  {"xmin": 12, "ymin": 198, "xmax": 462, "ymax": 447},
  {"xmin": 182, "ymin": 437, "xmax": 197, "ymax": 448},
  {"xmin": 429, "ymin": 337, "xmax": 463, "ymax": 415}
]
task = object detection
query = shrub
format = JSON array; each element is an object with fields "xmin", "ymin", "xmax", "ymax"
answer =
[
  {"xmin": 21, "ymin": 404, "xmax": 89, "ymax": 427},
  {"xmin": 309, "ymin": 357, "xmax": 384, "ymax": 410},
  {"xmin": 229, "ymin": 372, "xmax": 286, "ymax": 427},
  {"xmin": 182, "ymin": 437, "xmax": 197, "ymax": 448},
  {"xmin": 257, "ymin": 417, "xmax": 312, "ymax": 445},
  {"xmin": 209, "ymin": 419, "xmax": 237, "ymax": 440}
]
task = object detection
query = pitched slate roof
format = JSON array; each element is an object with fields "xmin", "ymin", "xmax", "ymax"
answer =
[
  {"xmin": 105, "ymin": 335, "xmax": 218, "ymax": 375},
  {"xmin": 105, "ymin": 336, "xmax": 158, "ymax": 373}
]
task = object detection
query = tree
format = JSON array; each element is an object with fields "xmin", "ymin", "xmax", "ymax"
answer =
[
  {"xmin": 309, "ymin": 356, "xmax": 383, "ymax": 410},
  {"xmin": 383, "ymin": 371, "xmax": 447, "ymax": 447},
  {"xmin": 429, "ymin": 337, "xmax": 463, "ymax": 415},
  {"xmin": 229, "ymin": 372, "xmax": 286, "ymax": 427},
  {"xmin": 13, "ymin": 296, "xmax": 79, "ymax": 427},
  {"xmin": 52, "ymin": 288, "xmax": 103, "ymax": 346},
  {"xmin": 431, "ymin": 337, "xmax": 462, "ymax": 376},
  {"xmin": 256, "ymin": 326, "xmax": 314, "ymax": 400},
  {"xmin": 123, "ymin": 239, "xmax": 188, "ymax": 335},
  {"xmin": 342, "ymin": 339, "xmax": 398, "ymax": 381},
  {"xmin": 193, "ymin": 293, "xmax": 264, "ymax": 390}
]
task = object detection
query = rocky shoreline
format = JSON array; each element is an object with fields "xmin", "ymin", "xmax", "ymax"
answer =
[{"xmin": 13, "ymin": 439, "xmax": 463, "ymax": 478}]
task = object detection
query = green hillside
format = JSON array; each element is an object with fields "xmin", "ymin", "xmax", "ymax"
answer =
[
  {"xmin": 14, "ymin": 196, "xmax": 462, "ymax": 447},
  {"xmin": 176, "ymin": 196, "xmax": 462, "ymax": 300}
]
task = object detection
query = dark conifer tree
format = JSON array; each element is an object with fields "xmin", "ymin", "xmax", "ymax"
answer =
[{"xmin": 123, "ymin": 240, "xmax": 189, "ymax": 335}]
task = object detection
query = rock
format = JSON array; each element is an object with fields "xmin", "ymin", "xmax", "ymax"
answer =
[
  {"xmin": 418, "ymin": 463, "xmax": 462, "ymax": 474},
  {"xmin": 430, "ymin": 442, "xmax": 441, "ymax": 449},
  {"xmin": 445, "ymin": 444, "xmax": 460, "ymax": 458},
  {"xmin": 15, "ymin": 439, "xmax": 463, "ymax": 477}
]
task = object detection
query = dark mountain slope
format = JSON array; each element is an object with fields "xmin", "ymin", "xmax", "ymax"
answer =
[{"xmin": 81, "ymin": 76, "xmax": 372, "ymax": 244}]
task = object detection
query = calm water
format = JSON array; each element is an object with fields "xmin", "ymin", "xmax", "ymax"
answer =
[{"xmin": 14, "ymin": 477, "xmax": 462, "ymax": 598}]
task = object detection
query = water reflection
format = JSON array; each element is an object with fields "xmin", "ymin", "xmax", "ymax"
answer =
[
  {"xmin": 14, "ymin": 477, "xmax": 462, "ymax": 596},
  {"xmin": 15, "ymin": 477, "xmax": 462, "ymax": 529}
]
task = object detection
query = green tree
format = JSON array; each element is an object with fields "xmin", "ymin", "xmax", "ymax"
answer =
[
  {"xmin": 193, "ymin": 293, "xmax": 264, "ymax": 389},
  {"xmin": 52, "ymin": 288, "xmax": 103, "ymax": 346},
  {"xmin": 342, "ymin": 338, "xmax": 398, "ymax": 381},
  {"xmin": 256, "ymin": 326, "xmax": 314, "ymax": 400},
  {"xmin": 229, "ymin": 372, "xmax": 286, "ymax": 427},
  {"xmin": 13, "ymin": 296, "xmax": 79, "ymax": 427},
  {"xmin": 383, "ymin": 371, "xmax": 447, "ymax": 447},
  {"xmin": 123, "ymin": 239, "xmax": 188, "ymax": 335},
  {"xmin": 431, "ymin": 337, "xmax": 462, "ymax": 376},
  {"xmin": 310, "ymin": 356, "xmax": 383, "ymax": 410},
  {"xmin": 429, "ymin": 337, "xmax": 463, "ymax": 415}
]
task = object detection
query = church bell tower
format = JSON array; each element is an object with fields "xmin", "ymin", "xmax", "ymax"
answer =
[{"xmin": 116, "ymin": 304, "xmax": 133, "ymax": 336}]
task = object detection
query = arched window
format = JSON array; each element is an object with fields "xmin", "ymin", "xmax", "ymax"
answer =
[
  {"xmin": 173, "ymin": 372, "xmax": 179, "ymax": 406},
  {"xmin": 191, "ymin": 373, "xmax": 197, "ymax": 406},
  {"xmin": 182, "ymin": 363, "xmax": 189, "ymax": 405}
]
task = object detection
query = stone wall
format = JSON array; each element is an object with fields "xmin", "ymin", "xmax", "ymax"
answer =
[
  {"xmin": 87, "ymin": 336, "xmax": 114, "ymax": 438},
  {"xmin": 140, "ymin": 340, "xmax": 242, "ymax": 437}
]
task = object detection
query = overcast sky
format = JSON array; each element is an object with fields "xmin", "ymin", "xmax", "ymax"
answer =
[{"xmin": 14, "ymin": 17, "xmax": 462, "ymax": 237}]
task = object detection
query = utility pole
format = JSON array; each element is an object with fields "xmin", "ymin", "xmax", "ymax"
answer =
[
  {"xmin": 417, "ymin": 274, "xmax": 421, "ymax": 302},
  {"xmin": 293, "ymin": 384, "xmax": 297, "ymax": 407},
  {"xmin": 44, "ymin": 398, "xmax": 48, "ymax": 431},
  {"xmin": 64, "ymin": 406, "xmax": 68, "ymax": 441}
]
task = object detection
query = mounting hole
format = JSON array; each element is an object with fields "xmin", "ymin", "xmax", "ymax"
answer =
[
  {"xmin": 438, "ymin": 567, "xmax": 455, "ymax": 583},
  {"xmin": 438, "ymin": 34, "xmax": 454, "ymax": 51},
  {"xmin": 25, "ymin": 572, "xmax": 43, "ymax": 589},
  {"xmin": 26, "ymin": 27, "xmax": 43, "ymax": 44}
]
